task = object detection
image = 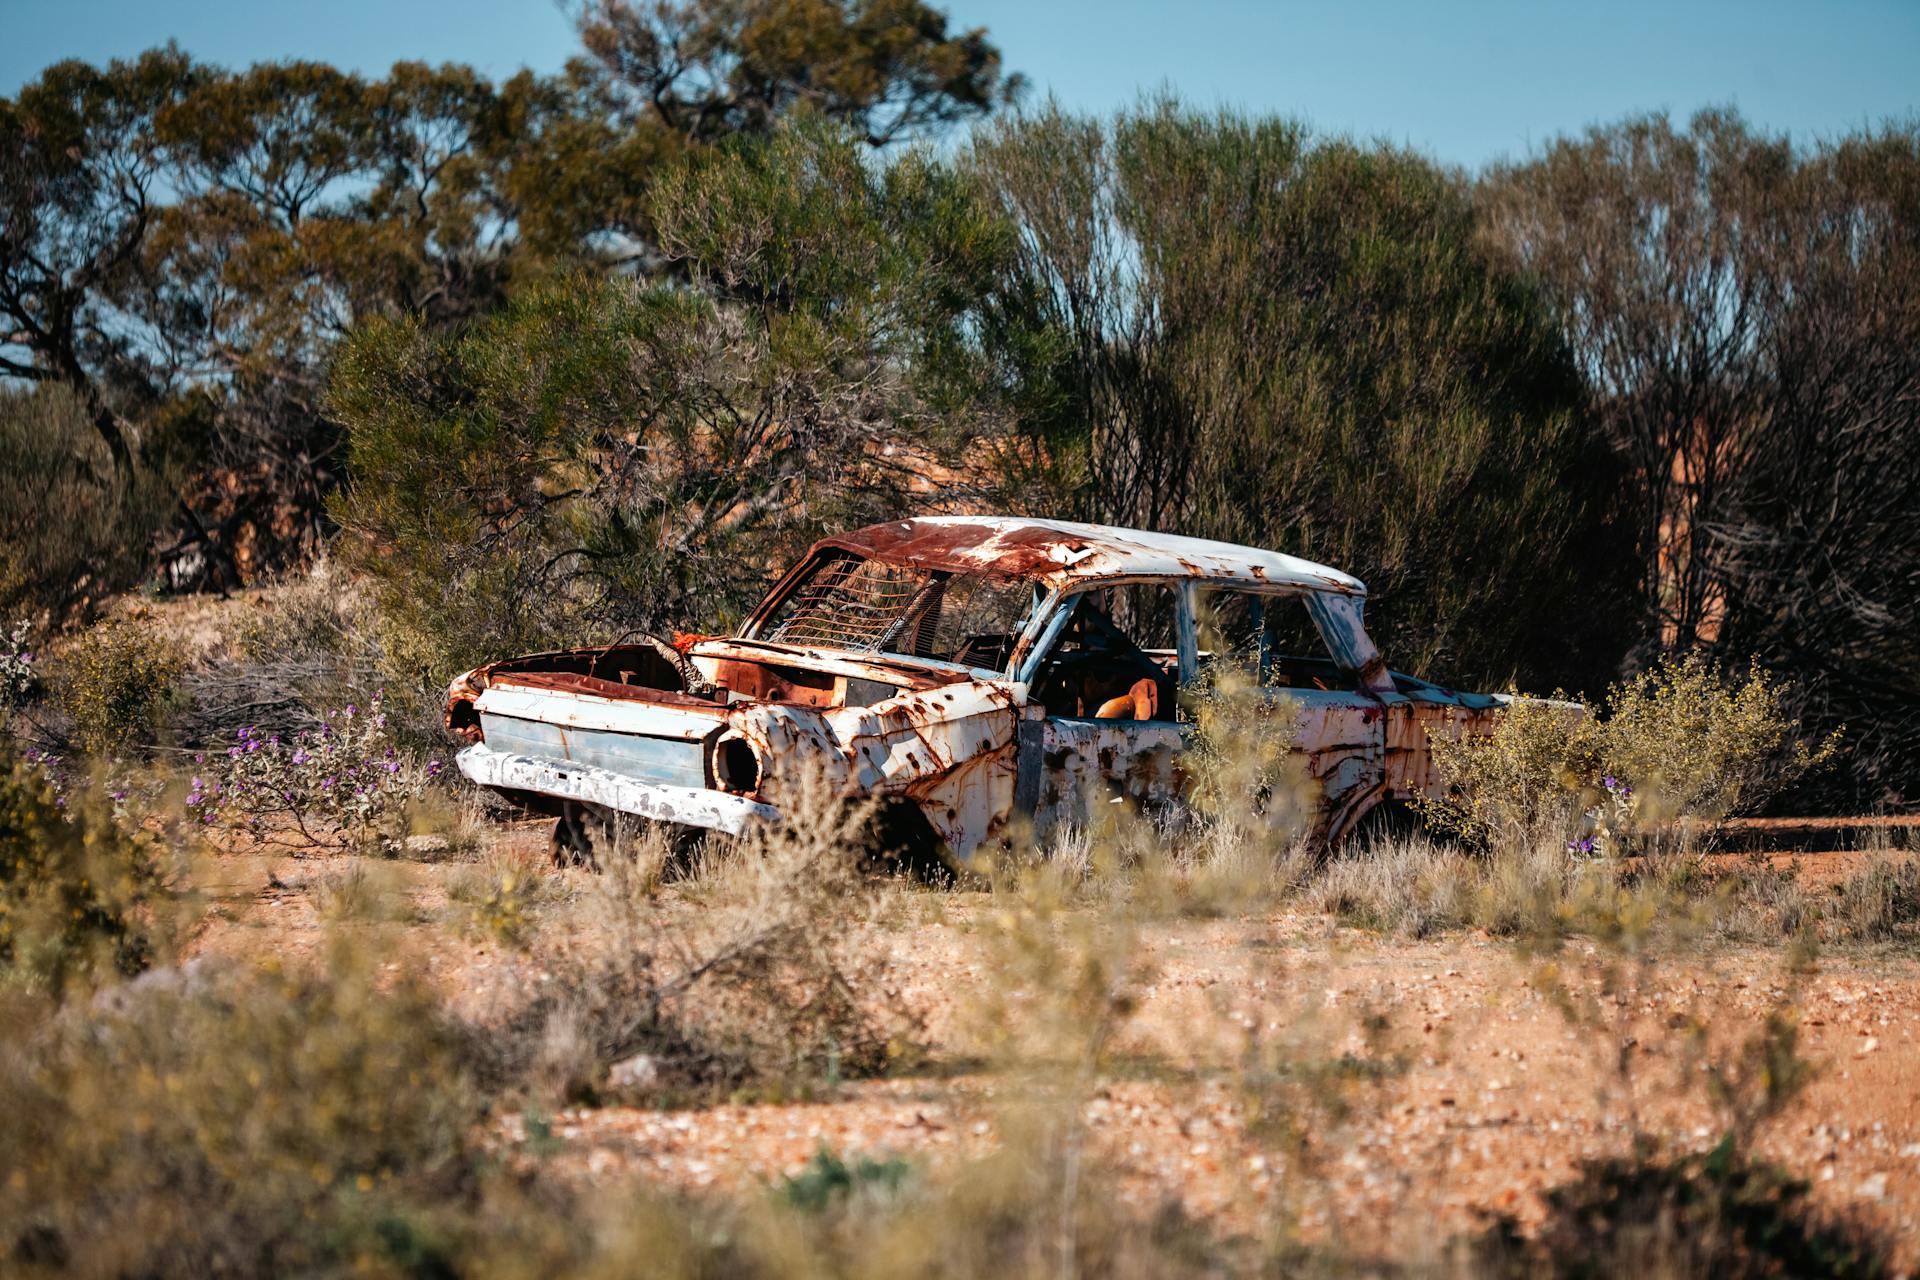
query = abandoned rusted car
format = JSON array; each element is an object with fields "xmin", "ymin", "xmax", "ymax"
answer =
[{"xmin": 448, "ymin": 517, "xmax": 1512, "ymax": 863}]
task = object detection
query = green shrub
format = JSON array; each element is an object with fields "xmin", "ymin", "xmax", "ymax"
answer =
[
  {"xmin": 0, "ymin": 752, "xmax": 183, "ymax": 998},
  {"xmin": 1421, "ymin": 654, "xmax": 1840, "ymax": 857},
  {"xmin": 1595, "ymin": 653, "xmax": 1842, "ymax": 825},
  {"xmin": 780, "ymin": 1146, "xmax": 913, "ymax": 1213},
  {"xmin": 1416, "ymin": 691, "xmax": 1593, "ymax": 849},
  {"xmin": 0, "ymin": 386, "xmax": 172, "ymax": 625},
  {"xmin": 0, "ymin": 939, "xmax": 479, "ymax": 1278},
  {"xmin": 52, "ymin": 614, "xmax": 188, "ymax": 756}
]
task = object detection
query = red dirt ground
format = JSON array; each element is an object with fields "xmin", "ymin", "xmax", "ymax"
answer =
[{"xmin": 186, "ymin": 841, "xmax": 1920, "ymax": 1270}]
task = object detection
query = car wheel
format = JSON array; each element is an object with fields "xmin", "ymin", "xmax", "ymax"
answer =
[
  {"xmin": 1344, "ymin": 795, "xmax": 1424, "ymax": 848},
  {"xmin": 550, "ymin": 803, "xmax": 597, "ymax": 870}
]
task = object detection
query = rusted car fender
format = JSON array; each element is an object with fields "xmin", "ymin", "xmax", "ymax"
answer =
[{"xmin": 729, "ymin": 680, "xmax": 1022, "ymax": 859}]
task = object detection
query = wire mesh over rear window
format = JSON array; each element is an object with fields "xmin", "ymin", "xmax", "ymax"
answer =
[{"xmin": 759, "ymin": 552, "xmax": 1033, "ymax": 668}]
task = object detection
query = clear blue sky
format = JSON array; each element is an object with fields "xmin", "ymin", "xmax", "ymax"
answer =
[{"xmin": 3, "ymin": 0, "xmax": 1914, "ymax": 169}]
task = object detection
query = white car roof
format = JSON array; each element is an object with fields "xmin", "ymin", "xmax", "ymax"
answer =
[{"xmin": 818, "ymin": 516, "xmax": 1367, "ymax": 596}]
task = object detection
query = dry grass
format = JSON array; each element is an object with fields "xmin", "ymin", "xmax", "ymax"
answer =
[
  {"xmin": 461, "ymin": 767, "xmax": 925, "ymax": 1108},
  {"xmin": 1826, "ymin": 855, "xmax": 1920, "ymax": 942},
  {"xmin": 1302, "ymin": 834, "xmax": 1475, "ymax": 937},
  {"xmin": 1, "ymin": 597, "xmax": 1904, "ymax": 1277}
]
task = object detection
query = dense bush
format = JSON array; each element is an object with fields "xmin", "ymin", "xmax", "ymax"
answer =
[
  {"xmin": 1420, "ymin": 654, "xmax": 1839, "ymax": 852},
  {"xmin": 50, "ymin": 613, "xmax": 188, "ymax": 756},
  {"xmin": 0, "ymin": 751, "xmax": 182, "ymax": 998},
  {"xmin": 1594, "ymin": 654, "xmax": 1843, "ymax": 825},
  {"xmin": 329, "ymin": 120, "xmax": 1013, "ymax": 707},
  {"xmin": 1475, "ymin": 1141, "xmax": 1890, "ymax": 1280},
  {"xmin": 1416, "ymin": 693, "xmax": 1591, "ymax": 850},
  {"xmin": 1483, "ymin": 110, "xmax": 1920, "ymax": 809},
  {"xmin": 0, "ymin": 387, "xmax": 172, "ymax": 625},
  {"xmin": 969, "ymin": 100, "xmax": 1636, "ymax": 692}
]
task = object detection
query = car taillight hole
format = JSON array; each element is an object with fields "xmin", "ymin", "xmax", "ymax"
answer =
[
  {"xmin": 716, "ymin": 737, "xmax": 760, "ymax": 793},
  {"xmin": 449, "ymin": 698, "xmax": 482, "ymax": 740}
]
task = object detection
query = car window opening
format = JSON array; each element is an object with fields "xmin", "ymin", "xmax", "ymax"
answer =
[
  {"xmin": 759, "ymin": 551, "xmax": 1033, "ymax": 670},
  {"xmin": 1194, "ymin": 588, "xmax": 1356, "ymax": 692},
  {"xmin": 1031, "ymin": 586, "xmax": 1181, "ymax": 722}
]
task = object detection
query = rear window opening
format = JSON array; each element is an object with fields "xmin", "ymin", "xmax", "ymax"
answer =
[{"xmin": 755, "ymin": 551, "xmax": 1035, "ymax": 670}]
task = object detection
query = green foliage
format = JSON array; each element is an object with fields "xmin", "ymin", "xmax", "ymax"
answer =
[
  {"xmin": 1417, "ymin": 694, "xmax": 1592, "ymax": 849},
  {"xmin": 1595, "ymin": 653, "xmax": 1842, "ymax": 824},
  {"xmin": 1421, "ymin": 654, "xmax": 1840, "ymax": 853},
  {"xmin": 0, "ymin": 751, "xmax": 181, "ymax": 998},
  {"xmin": 574, "ymin": 0, "xmax": 1022, "ymax": 147},
  {"xmin": 330, "ymin": 120, "xmax": 1014, "ymax": 704},
  {"xmin": 0, "ymin": 387, "xmax": 172, "ymax": 623},
  {"xmin": 52, "ymin": 613, "xmax": 188, "ymax": 757},
  {"xmin": 0, "ymin": 940, "xmax": 479, "ymax": 1278},
  {"xmin": 780, "ymin": 1146, "xmax": 912, "ymax": 1212},
  {"xmin": 970, "ymin": 99, "xmax": 1635, "ymax": 691}
]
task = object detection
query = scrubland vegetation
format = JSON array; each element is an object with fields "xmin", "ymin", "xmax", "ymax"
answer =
[
  {"xmin": 3, "ymin": 591, "xmax": 1915, "ymax": 1277},
  {"xmin": 4, "ymin": 0, "xmax": 1919, "ymax": 1274}
]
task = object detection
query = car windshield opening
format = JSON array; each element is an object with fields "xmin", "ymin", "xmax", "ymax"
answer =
[{"xmin": 758, "ymin": 551, "xmax": 1034, "ymax": 669}]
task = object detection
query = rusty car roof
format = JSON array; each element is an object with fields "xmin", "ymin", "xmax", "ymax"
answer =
[{"xmin": 815, "ymin": 517, "xmax": 1367, "ymax": 595}]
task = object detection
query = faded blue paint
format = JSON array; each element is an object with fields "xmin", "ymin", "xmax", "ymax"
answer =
[
  {"xmin": 1305, "ymin": 592, "xmax": 1391, "ymax": 691},
  {"xmin": 478, "ymin": 713, "xmax": 709, "ymax": 789},
  {"xmin": 1013, "ymin": 590, "xmax": 1082, "ymax": 686}
]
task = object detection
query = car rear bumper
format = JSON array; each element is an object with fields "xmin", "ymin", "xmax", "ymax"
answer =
[{"xmin": 456, "ymin": 743, "xmax": 779, "ymax": 835}]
